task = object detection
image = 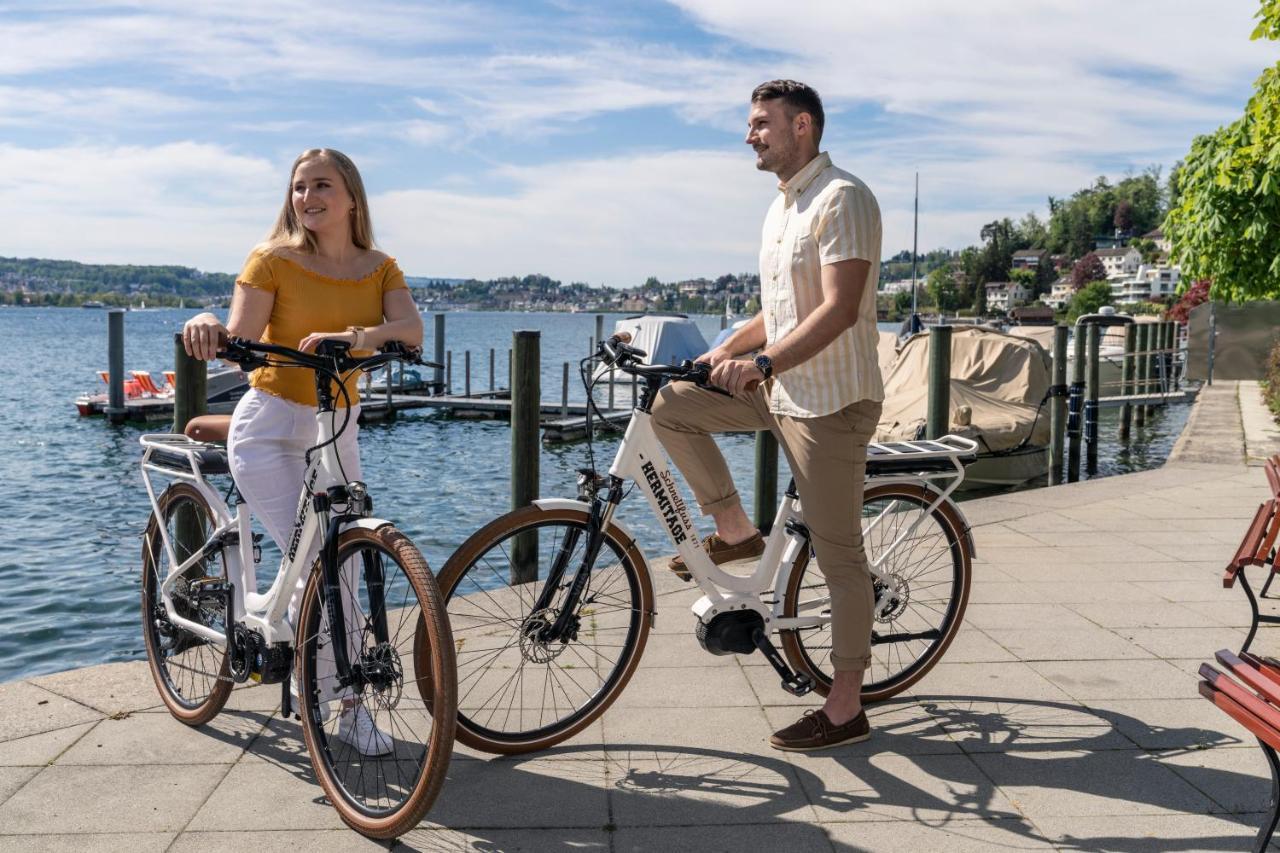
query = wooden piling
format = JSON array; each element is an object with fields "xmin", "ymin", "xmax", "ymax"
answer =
[
  {"xmin": 1067, "ymin": 323, "xmax": 1085, "ymax": 482},
  {"xmin": 926, "ymin": 325, "xmax": 952, "ymax": 440},
  {"xmin": 446, "ymin": 351, "xmax": 453, "ymax": 396},
  {"xmin": 464, "ymin": 350, "xmax": 472, "ymax": 397},
  {"xmin": 432, "ymin": 313, "xmax": 445, "ymax": 392},
  {"xmin": 754, "ymin": 430, "xmax": 779, "ymax": 533},
  {"xmin": 489, "ymin": 348, "xmax": 496, "ymax": 393},
  {"xmin": 106, "ymin": 309, "xmax": 127, "ymax": 424},
  {"xmin": 510, "ymin": 330, "xmax": 541, "ymax": 584},
  {"xmin": 1085, "ymin": 324, "xmax": 1100, "ymax": 475},
  {"xmin": 1135, "ymin": 325, "xmax": 1148, "ymax": 427},
  {"xmin": 384, "ymin": 364, "xmax": 394, "ymax": 420},
  {"xmin": 1049, "ymin": 325, "xmax": 1068, "ymax": 485},
  {"xmin": 595, "ymin": 314, "xmax": 605, "ymax": 352},
  {"xmin": 171, "ymin": 330, "xmax": 207, "ymax": 433},
  {"xmin": 1120, "ymin": 323, "xmax": 1136, "ymax": 440},
  {"xmin": 561, "ymin": 362, "xmax": 570, "ymax": 417}
]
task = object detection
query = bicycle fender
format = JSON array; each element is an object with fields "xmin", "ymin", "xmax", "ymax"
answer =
[
  {"xmin": 532, "ymin": 498, "xmax": 646, "ymax": 556},
  {"xmin": 339, "ymin": 517, "xmax": 396, "ymax": 534}
]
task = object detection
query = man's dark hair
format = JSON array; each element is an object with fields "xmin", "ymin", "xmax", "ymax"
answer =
[{"xmin": 751, "ymin": 79, "xmax": 824, "ymax": 145}]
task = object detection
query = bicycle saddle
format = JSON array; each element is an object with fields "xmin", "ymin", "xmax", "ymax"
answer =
[{"xmin": 183, "ymin": 415, "xmax": 232, "ymax": 444}]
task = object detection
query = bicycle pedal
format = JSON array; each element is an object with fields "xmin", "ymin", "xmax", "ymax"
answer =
[{"xmin": 782, "ymin": 673, "xmax": 814, "ymax": 697}]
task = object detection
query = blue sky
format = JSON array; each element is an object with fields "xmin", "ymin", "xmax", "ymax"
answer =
[{"xmin": 0, "ymin": 0, "xmax": 1274, "ymax": 285}]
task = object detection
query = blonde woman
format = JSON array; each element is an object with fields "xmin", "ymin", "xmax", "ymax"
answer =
[{"xmin": 183, "ymin": 148, "xmax": 423, "ymax": 754}]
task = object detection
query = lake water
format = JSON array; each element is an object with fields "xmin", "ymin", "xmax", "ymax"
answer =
[{"xmin": 0, "ymin": 308, "xmax": 1190, "ymax": 682}]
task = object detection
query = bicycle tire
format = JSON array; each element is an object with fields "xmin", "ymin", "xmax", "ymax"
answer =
[
  {"xmin": 296, "ymin": 525, "xmax": 456, "ymax": 839},
  {"xmin": 140, "ymin": 482, "xmax": 232, "ymax": 726},
  {"xmin": 779, "ymin": 482, "xmax": 972, "ymax": 702},
  {"xmin": 435, "ymin": 504, "xmax": 653, "ymax": 755}
]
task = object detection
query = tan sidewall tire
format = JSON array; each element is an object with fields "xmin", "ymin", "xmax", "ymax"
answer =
[
  {"xmin": 297, "ymin": 526, "xmax": 456, "ymax": 839},
  {"xmin": 436, "ymin": 504, "xmax": 653, "ymax": 755},
  {"xmin": 140, "ymin": 482, "xmax": 232, "ymax": 726},
  {"xmin": 779, "ymin": 482, "xmax": 972, "ymax": 703}
]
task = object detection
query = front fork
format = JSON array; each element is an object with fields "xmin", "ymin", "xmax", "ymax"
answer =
[{"xmin": 531, "ymin": 474, "xmax": 624, "ymax": 643}]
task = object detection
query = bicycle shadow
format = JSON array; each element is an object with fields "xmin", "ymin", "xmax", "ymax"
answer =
[{"xmin": 202, "ymin": 693, "xmax": 1265, "ymax": 852}]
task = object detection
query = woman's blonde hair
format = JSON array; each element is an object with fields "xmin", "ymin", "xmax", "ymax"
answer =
[{"xmin": 257, "ymin": 148, "xmax": 375, "ymax": 255}]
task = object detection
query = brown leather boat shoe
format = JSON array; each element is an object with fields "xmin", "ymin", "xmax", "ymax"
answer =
[
  {"xmin": 668, "ymin": 531, "xmax": 765, "ymax": 581},
  {"xmin": 769, "ymin": 709, "xmax": 870, "ymax": 752}
]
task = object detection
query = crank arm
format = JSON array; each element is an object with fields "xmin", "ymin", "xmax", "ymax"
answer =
[{"xmin": 751, "ymin": 627, "xmax": 813, "ymax": 697}]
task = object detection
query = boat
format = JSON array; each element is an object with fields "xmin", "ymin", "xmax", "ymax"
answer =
[
  {"xmin": 876, "ymin": 326, "xmax": 1053, "ymax": 487},
  {"xmin": 81, "ymin": 300, "xmax": 106, "ymax": 309},
  {"xmin": 595, "ymin": 314, "xmax": 710, "ymax": 388},
  {"xmin": 75, "ymin": 364, "xmax": 249, "ymax": 417}
]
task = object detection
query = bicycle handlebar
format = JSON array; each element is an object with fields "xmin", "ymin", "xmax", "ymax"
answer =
[
  {"xmin": 595, "ymin": 334, "xmax": 733, "ymax": 396},
  {"xmin": 217, "ymin": 336, "xmax": 440, "ymax": 375}
]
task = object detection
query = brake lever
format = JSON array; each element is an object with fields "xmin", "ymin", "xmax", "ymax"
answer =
[{"xmin": 681, "ymin": 360, "xmax": 733, "ymax": 396}]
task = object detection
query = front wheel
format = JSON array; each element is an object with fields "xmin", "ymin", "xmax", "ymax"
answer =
[
  {"xmin": 295, "ymin": 525, "xmax": 456, "ymax": 839},
  {"xmin": 436, "ymin": 505, "xmax": 654, "ymax": 755},
  {"xmin": 779, "ymin": 482, "xmax": 972, "ymax": 702}
]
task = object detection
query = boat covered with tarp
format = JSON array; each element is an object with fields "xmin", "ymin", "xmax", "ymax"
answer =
[{"xmin": 876, "ymin": 326, "xmax": 1052, "ymax": 487}]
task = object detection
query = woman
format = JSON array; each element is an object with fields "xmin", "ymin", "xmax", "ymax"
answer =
[{"xmin": 183, "ymin": 148, "xmax": 423, "ymax": 755}]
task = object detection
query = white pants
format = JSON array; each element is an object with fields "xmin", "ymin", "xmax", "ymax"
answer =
[{"xmin": 227, "ymin": 388, "xmax": 362, "ymax": 701}]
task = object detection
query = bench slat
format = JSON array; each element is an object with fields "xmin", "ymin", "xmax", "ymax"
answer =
[
  {"xmin": 1225, "ymin": 501, "xmax": 1278, "ymax": 588},
  {"xmin": 1266, "ymin": 454, "xmax": 1279, "ymax": 499},
  {"xmin": 1215, "ymin": 649, "xmax": 1280, "ymax": 707},
  {"xmin": 1200, "ymin": 663, "xmax": 1280, "ymax": 734},
  {"xmin": 1199, "ymin": 679, "xmax": 1280, "ymax": 752}
]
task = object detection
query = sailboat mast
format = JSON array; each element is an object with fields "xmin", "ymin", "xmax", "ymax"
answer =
[{"xmin": 910, "ymin": 171, "xmax": 919, "ymax": 320}]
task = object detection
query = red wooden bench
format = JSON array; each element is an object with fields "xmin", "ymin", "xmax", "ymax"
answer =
[
  {"xmin": 1223, "ymin": 499, "xmax": 1280, "ymax": 653},
  {"xmin": 1199, "ymin": 649, "xmax": 1280, "ymax": 851},
  {"xmin": 1267, "ymin": 454, "xmax": 1280, "ymax": 499}
]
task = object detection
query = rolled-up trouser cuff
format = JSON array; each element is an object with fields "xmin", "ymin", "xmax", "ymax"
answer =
[
  {"xmin": 830, "ymin": 652, "xmax": 873, "ymax": 672},
  {"xmin": 698, "ymin": 490, "xmax": 742, "ymax": 517}
]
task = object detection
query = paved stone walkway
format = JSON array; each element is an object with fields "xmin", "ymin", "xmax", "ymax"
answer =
[{"xmin": 3, "ymin": 383, "xmax": 1280, "ymax": 851}]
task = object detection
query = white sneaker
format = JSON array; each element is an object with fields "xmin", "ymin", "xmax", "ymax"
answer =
[
  {"xmin": 335, "ymin": 704, "xmax": 394, "ymax": 756},
  {"xmin": 289, "ymin": 675, "xmax": 332, "ymax": 723}
]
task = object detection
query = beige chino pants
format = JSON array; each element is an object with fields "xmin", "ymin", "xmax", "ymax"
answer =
[{"xmin": 651, "ymin": 381, "xmax": 882, "ymax": 671}]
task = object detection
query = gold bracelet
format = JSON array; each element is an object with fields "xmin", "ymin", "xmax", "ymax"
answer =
[{"xmin": 346, "ymin": 326, "xmax": 367, "ymax": 350}]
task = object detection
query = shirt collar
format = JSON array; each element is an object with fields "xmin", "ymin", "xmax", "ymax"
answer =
[{"xmin": 778, "ymin": 152, "xmax": 831, "ymax": 202}]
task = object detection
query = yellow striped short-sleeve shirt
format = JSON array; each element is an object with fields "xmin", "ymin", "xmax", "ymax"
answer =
[{"xmin": 759, "ymin": 152, "xmax": 884, "ymax": 417}]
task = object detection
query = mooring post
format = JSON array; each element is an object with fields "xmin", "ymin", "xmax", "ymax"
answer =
[
  {"xmin": 1161, "ymin": 322, "xmax": 1174, "ymax": 395},
  {"xmin": 445, "ymin": 351, "xmax": 453, "ymax": 396},
  {"xmin": 1049, "ymin": 325, "xmax": 1068, "ymax": 484},
  {"xmin": 464, "ymin": 351, "xmax": 472, "ymax": 398},
  {"xmin": 105, "ymin": 309, "xmax": 127, "ymax": 424},
  {"xmin": 384, "ymin": 363, "xmax": 394, "ymax": 419},
  {"xmin": 432, "ymin": 313, "xmax": 445, "ymax": 393},
  {"xmin": 595, "ymin": 314, "xmax": 605, "ymax": 352},
  {"xmin": 754, "ymin": 431, "xmax": 779, "ymax": 534},
  {"xmin": 1173, "ymin": 322, "xmax": 1183, "ymax": 390},
  {"xmin": 171, "ymin": 330, "xmax": 207, "ymax": 433},
  {"xmin": 1135, "ymin": 324, "xmax": 1149, "ymax": 426},
  {"xmin": 489, "ymin": 348, "xmax": 496, "ymax": 393},
  {"xmin": 510, "ymin": 330, "xmax": 541, "ymax": 584},
  {"xmin": 1120, "ymin": 323, "xmax": 1136, "ymax": 440},
  {"xmin": 926, "ymin": 325, "xmax": 952, "ymax": 440},
  {"xmin": 561, "ymin": 362, "xmax": 570, "ymax": 417},
  {"xmin": 1067, "ymin": 323, "xmax": 1085, "ymax": 482},
  {"xmin": 1085, "ymin": 324, "xmax": 1101, "ymax": 475}
]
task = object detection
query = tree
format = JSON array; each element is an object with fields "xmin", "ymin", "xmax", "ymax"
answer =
[
  {"xmin": 1068, "ymin": 280, "xmax": 1114, "ymax": 322},
  {"xmin": 892, "ymin": 288, "xmax": 914, "ymax": 316},
  {"xmin": 1113, "ymin": 200, "xmax": 1133, "ymax": 234},
  {"xmin": 1071, "ymin": 252, "xmax": 1107, "ymax": 288},
  {"xmin": 927, "ymin": 266, "xmax": 961, "ymax": 311},
  {"xmin": 1164, "ymin": 0, "xmax": 1280, "ymax": 301},
  {"xmin": 1165, "ymin": 279, "xmax": 1211, "ymax": 323},
  {"xmin": 1009, "ymin": 268, "xmax": 1037, "ymax": 293}
]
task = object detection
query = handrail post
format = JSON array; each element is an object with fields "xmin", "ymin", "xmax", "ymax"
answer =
[
  {"xmin": 1049, "ymin": 325, "xmax": 1068, "ymax": 484},
  {"xmin": 754, "ymin": 431, "xmax": 779, "ymax": 534},
  {"xmin": 510, "ymin": 330, "xmax": 541, "ymax": 584},
  {"xmin": 926, "ymin": 325, "xmax": 952, "ymax": 440},
  {"xmin": 1085, "ymin": 324, "xmax": 1100, "ymax": 475},
  {"xmin": 1120, "ymin": 324, "xmax": 1136, "ymax": 440},
  {"xmin": 171, "ymin": 330, "xmax": 207, "ymax": 433},
  {"xmin": 1067, "ymin": 324, "xmax": 1084, "ymax": 482}
]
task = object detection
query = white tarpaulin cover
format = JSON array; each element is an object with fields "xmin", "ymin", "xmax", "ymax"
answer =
[
  {"xmin": 612, "ymin": 315, "xmax": 709, "ymax": 365},
  {"xmin": 876, "ymin": 326, "xmax": 1052, "ymax": 452}
]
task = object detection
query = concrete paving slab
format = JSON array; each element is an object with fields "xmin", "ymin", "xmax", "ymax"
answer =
[
  {"xmin": 1065, "ymin": 600, "xmax": 1215, "ymax": 629},
  {"xmin": 1121, "ymin": 626, "xmax": 1249, "ymax": 659},
  {"xmin": 968, "ymin": 749, "xmax": 1216, "ymax": 817},
  {"xmin": 0, "ymin": 766, "xmax": 40, "ymax": 806},
  {"xmin": 1025, "ymin": 658, "xmax": 1193, "ymax": 701},
  {"xmin": 0, "ymin": 764, "xmax": 228, "ymax": 833},
  {"xmin": 170, "ymin": 828, "xmax": 397, "ymax": 852},
  {"xmin": 614, "ymin": 663, "xmax": 753, "ymax": 708},
  {"xmin": 1079, "ymin": 698, "xmax": 1252, "ymax": 750},
  {"xmin": 57, "ymin": 709, "xmax": 270, "ymax": 766},
  {"xmin": 761, "ymin": 701, "xmax": 960, "ymax": 757},
  {"xmin": 963, "ymin": 603, "xmax": 1099, "ymax": 631},
  {"xmin": 601, "ymin": 704, "xmax": 774, "ymax": 755},
  {"xmin": 0, "ymin": 681, "xmax": 103, "ymax": 742},
  {"xmin": 426, "ymin": 756, "xmax": 609, "ymax": 829},
  {"xmin": 934, "ymin": 627, "xmax": 1018, "ymax": 663},
  {"xmin": 30, "ymin": 661, "xmax": 160, "ymax": 716},
  {"xmin": 399, "ymin": 827, "xmax": 612, "ymax": 851},
  {"xmin": 614, "ymin": 823, "xmax": 832, "ymax": 853},
  {"xmin": 978, "ymin": 627, "xmax": 1155, "ymax": 662},
  {"xmin": 0, "ymin": 832, "xmax": 176, "ymax": 852},
  {"xmin": 825, "ymin": 818, "xmax": 1055, "ymax": 851},
  {"xmin": 0, "ymin": 722, "xmax": 94, "ymax": 766},
  {"xmin": 1157, "ymin": 744, "xmax": 1273, "ymax": 814},
  {"xmin": 186, "ymin": 758, "xmax": 342, "ymax": 831},
  {"xmin": 970, "ymin": 580, "xmax": 1163, "ymax": 605},
  {"xmin": 903, "ymin": 661, "xmax": 1074, "ymax": 703},
  {"xmin": 1031, "ymin": 813, "xmax": 1263, "ymax": 852},
  {"xmin": 919, "ymin": 696, "xmax": 1137, "ymax": 754}
]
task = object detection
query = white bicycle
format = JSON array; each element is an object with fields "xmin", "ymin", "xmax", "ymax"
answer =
[
  {"xmin": 138, "ymin": 337, "xmax": 455, "ymax": 838},
  {"xmin": 438, "ymin": 333, "xmax": 978, "ymax": 754}
]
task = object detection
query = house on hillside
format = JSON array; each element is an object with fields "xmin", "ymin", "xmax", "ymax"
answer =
[
  {"xmin": 1043, "ymin": 277, "xmax": 1077, "ymax": 310},
  {"xmin": 985, "ymin": 280, "xmax": 1031, "ymax": 312},
  {"xmin": 1110, "ymin": 264, "xmax": 1181, "ymax": 304},
  {"xmin": 1141, "ymin": 228, "xmax": 1172, "ymax": 254},
  {"xmin": 1095, "ymin": 246, "xmax": 1141, "ymax": 280},
  {"xmin": 1011, "ymin": 249, "xmax": 1049, "ymax": 270}
]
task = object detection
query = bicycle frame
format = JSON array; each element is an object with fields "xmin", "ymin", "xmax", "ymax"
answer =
[
  {"xmin": 604, "ymin": 408, "xmax": 973, "ymax": 633},
  {"xmin": 140, "ymin": 407, "xmax": 383, "ymax": 651}
]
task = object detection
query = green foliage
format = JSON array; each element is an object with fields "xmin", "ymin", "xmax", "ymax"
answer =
[
  {"xmin": 0, "ymin": 256, "xmax": 232, "ymax": 303},
  {"xmin": 926, "ymin": 266, "xmax": 961, "ymax": 311},
  {"xmin": 1009, "ymin": 268, "xmax": 1036, "ymax": 287},
  {"xmin": 1045, "ymin": 171, "xmax": 1166, "ymax": 257},
  {"xmin": 1264, "ymin": 337, "xmax": 1280, "ymax": 421},
  {"xmin": 1067, "ymin": 280, "xmax": 1114, "ymax": 322},
  {"xmin": 1164, "ymin": 0, "xmax": 1280, "ymax": 302}
]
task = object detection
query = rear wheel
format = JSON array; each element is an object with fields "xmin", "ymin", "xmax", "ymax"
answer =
[
  {"xmin": 296, "ymin": 525, "xmax": 456, "ymax": 839},
  {"xmin": 140, "ymin": 482, "xmax": 232, "ymax": 726},
  {"xmin": 779, "ymin": 483, "xmax": 972, "ymax": 702},
  {"xmin": 436, "ymin": 505, "xmax": 653, "ymax": 755}
]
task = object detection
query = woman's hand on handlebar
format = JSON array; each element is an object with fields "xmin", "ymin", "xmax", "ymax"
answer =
[
  {"xmin": 183, "ymin": 313, "xmax": 228, "ymax": 361},
  {"xmin": 298, "ymin": 329, "xmax": 357, "ymax": 354}
]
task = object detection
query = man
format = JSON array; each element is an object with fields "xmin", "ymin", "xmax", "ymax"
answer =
[{"xmin": 651, "ymin": 79, "xmax": 884, "ymax": 751}]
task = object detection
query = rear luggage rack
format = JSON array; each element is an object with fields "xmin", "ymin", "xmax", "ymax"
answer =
[{"xmin": 866, "ymin": 435, "xmax": 978, "ymax": 476}]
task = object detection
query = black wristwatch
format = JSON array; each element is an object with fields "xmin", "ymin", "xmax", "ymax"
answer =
[{"xmin": 753, "ymin": 354, "xmax": 774, "ymax": 379}]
